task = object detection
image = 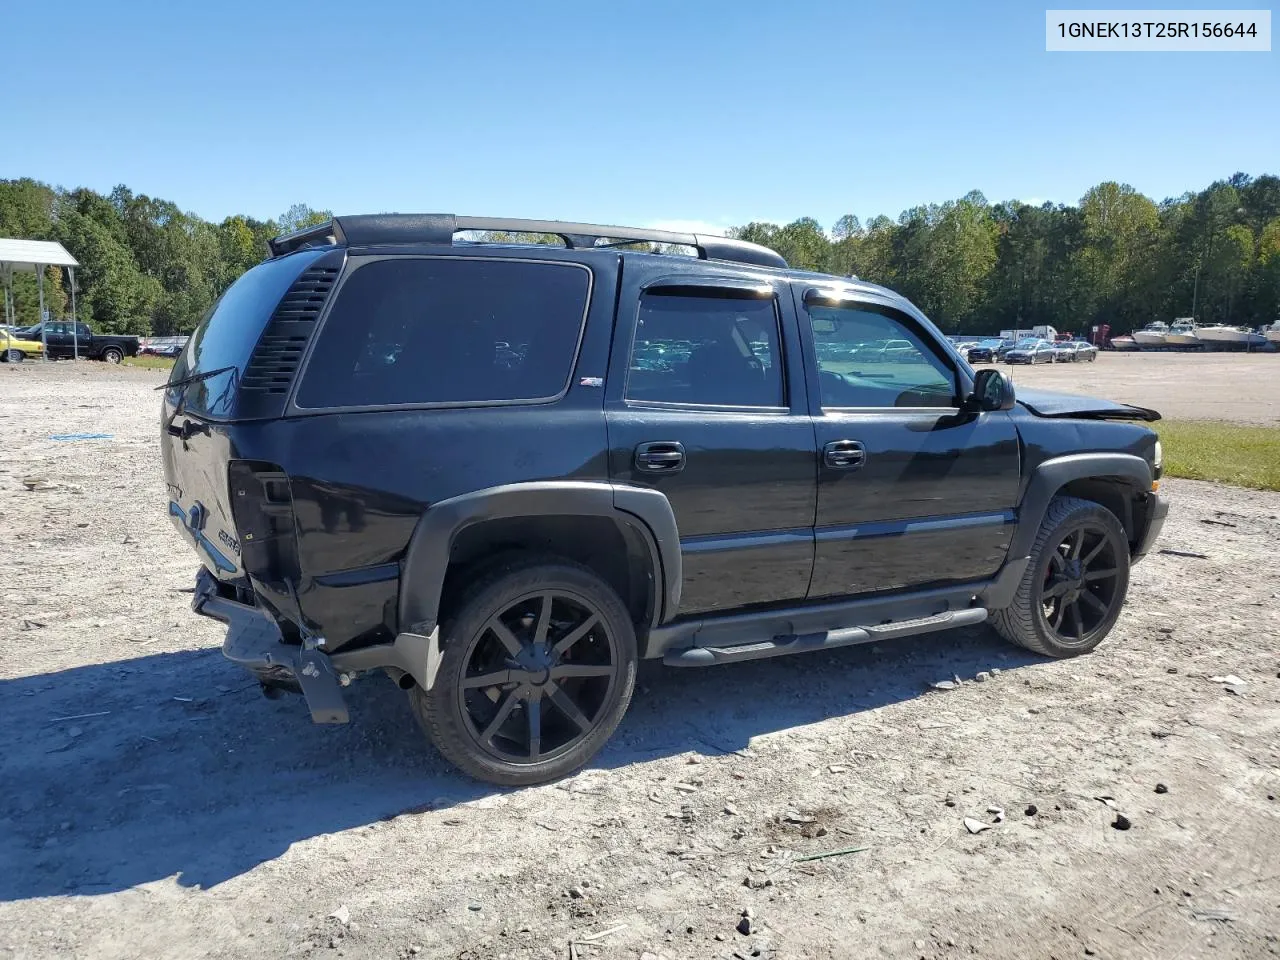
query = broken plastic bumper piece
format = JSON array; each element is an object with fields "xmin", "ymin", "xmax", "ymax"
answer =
[{"xmin": 191, "ymin": 567, "xmax": 349, "ymax": 724}]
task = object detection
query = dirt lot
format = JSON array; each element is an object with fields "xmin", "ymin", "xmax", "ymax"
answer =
[
  {"xmin": 1, "ymin": 360, "xmax": 1278, "ymax": 960},
  {"xmin": 998, "ymin": 351, "xmax": 1280, "ymax": 426}
]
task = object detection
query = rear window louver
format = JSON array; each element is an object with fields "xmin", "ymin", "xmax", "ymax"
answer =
[{"xmin": 241, "ymin": 262, "xmax": 342, "ymax": 395}]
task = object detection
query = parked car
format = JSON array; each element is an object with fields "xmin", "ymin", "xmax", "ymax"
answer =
[
  {"xmin": 1005, "ymin": 338, "xmax": 1057, "ymax": 364},
  {"xmin": 1069, "ymin": 340, "xmax": 1098, "ymax": 362},
  {"xmin": 164, "ymin": 213, "xmax": 1167, "ymax": 786},
  {"xmin": 10, "ymin": 322, "xmax": 139, "ymax": 363},
  {"xmin": 145, "ymin": 342, "xmax": 186, "ymax": 358},
  {"xmin": 140, "ymin": 336, "xmax": 189, "ymax": 358},
  {"xmin": 992, "ymin": 338, "xmax": 1019, "ymax": 360},
  {"xmin": 966, "ymin": 339, "xmax": 1000, "ymax": 363},
  {"xmin": 1, "ymin": 328, "xmax": 45, "ymax": 362},
  {"xmin": 1051, "ymin": 341, "xmax": 1079, "ymax": 362}
]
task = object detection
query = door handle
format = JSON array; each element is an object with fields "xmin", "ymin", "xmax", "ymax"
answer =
[
  {"xmin": 823, "ymin": 440, "xmax": 866, "ymax": 470},
  {"xmin": 635, "ymin": 441, "xmax": 686, "ymax": 474}
]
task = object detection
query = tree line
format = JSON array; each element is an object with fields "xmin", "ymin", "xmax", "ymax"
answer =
[
  {"xmin": 0, "ymin": 179, "xmax": 330, "ymax": 335},
  {"xmin": 734, "ymin": 174, "xmax": 1280, "ymax": 334},
  {"xmin": 2, "ymin": 174, "xmax": 1278, "ymax": 337}
]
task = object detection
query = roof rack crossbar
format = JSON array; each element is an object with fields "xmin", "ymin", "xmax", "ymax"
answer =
[{"xmin": 268, "ymin": 214, "xmax": 787, "ymax": 269}]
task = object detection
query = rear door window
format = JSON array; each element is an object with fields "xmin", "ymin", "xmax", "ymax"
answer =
[
  {"xmin": 296, "ymin": 258, "xmax": 591, "ymax": 409},
  {"xmin": 625, "ymin": 292, "xmax": 785, "ymax": 407}
]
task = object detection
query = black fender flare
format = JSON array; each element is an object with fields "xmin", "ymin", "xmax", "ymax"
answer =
[
  {"xmin": 1010, "ymin": 453, "xmax": 1152, "ymax": 559},
  {"xmin": 398, "ymin": 481, "xmax": 681, "ymax": 635}
]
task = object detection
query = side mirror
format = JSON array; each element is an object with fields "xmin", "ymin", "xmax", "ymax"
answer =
[{"xmin": 971, "ymin": 368, "xmax": 1016, "ymax": 412}]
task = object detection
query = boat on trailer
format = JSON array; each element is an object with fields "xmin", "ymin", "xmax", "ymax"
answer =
[
  {"xmin": 1131, "ymin": 321, "xmax": 1170, "ymax": 348},
  {"xmin": 1197, "ymin": 324, "xmax": 1267, "ymax": 349},
  {"xmin": 1164, "ymin": 319, "xmax": 1200, "ymax": 347}
]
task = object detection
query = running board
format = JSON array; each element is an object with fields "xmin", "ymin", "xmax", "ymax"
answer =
[{"xmin": 663, "ymin": 607, "xmax": 989, "ymax": 667}]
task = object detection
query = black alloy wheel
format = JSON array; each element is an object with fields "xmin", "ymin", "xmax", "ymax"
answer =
[
  {"xmin": 1038, "ymin": 522, "xmax": 1122, "ymax": 647},
  {"xmin": 458, "ymin": 589, "xmax": 619, "ymax": 764},
  {"xmin": 990, "ymin": 495, "xmax": 1131, "ymax": 658},
  {"xmin": 412, "ymin": 557, "xmax": 637, "ymax": 786}
]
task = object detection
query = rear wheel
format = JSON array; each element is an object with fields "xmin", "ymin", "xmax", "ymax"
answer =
[
  {"xmin": 991, "ymin": 496, "xmax": 1130, "ymax": 658},
  {"xmin": 101, "ymin": 347, "xmax": 123, "ymax": 364},
  {"xmin": 410, "ymin": 557, "xmax": 637, "ymax": 786},
  {"xmin": 3, "ymin": 349, "xmax": 23, "ymax": 363}
]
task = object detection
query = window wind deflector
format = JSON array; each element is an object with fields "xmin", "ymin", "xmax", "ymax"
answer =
[
  {"xmin": 642, "ymin": 277, "xmax": 776, "ymax": 300},
  {"xmin": 803, "ymin": 286, "xmax": 865, "ymax": 305}
]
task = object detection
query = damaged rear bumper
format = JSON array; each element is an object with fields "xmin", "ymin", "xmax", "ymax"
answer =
[
  {"xmin": 192, "ymin": 568, "xmax": 351, "ymax": 723},
  {"xmin": 191, "ymin": 568, "xmax": 439, "ymax": 725}
]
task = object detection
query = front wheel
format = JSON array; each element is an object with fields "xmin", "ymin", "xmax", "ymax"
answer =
[
  {"xmin": 101, "ymin": 347, "xmax": 123, "ymax": 364},
  {"xmin": 990, "ymin": 495, "xmax": 1130, "ymax": 658},
  {"xmin": 3, "ymin": 349, "xmax": 23, "ymax": 363},
  {"xmin": 410, "ymin": 557, "xmax": 637, "ymax": 786}
]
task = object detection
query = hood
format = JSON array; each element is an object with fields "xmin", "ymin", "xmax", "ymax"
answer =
[{"xmin": 1015, "ymin": 386, "xmax": 1160, "ymax": 422}]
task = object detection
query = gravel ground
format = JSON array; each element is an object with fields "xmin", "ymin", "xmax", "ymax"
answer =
[
  {"xmin": 996, "ymin": 351, "xmax": 1280, "ymax": 425},
  {"xmin": 1, "ymin": 361, "xmax": 1278, "ymax": 960}
]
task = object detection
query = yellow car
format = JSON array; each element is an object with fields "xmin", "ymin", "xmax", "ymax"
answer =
[{"xmin": 1, "ymin": 328, "xmax": 45, "ymax": 362}]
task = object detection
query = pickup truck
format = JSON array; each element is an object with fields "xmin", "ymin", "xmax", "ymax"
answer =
[{"xmin": 10, "ymin": 322, "xmax": 139, "ymax": 363}]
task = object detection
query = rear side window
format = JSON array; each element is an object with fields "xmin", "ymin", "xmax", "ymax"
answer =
[{"xmin": 296, "ymin": 258, "xmax": 590, "ymax": 408}]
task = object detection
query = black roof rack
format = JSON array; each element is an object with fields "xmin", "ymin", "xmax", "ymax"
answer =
[{"xmin": 268, "ymin": 214, "xmax": 787, "ymax": 269}]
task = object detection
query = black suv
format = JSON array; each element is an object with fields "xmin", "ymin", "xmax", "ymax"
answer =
[{"xmin": 162, "ymin": 214, "xmax": 1168, "ymax": 785}]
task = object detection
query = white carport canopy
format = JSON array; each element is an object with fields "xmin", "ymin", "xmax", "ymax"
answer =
[{"xmin": 0, "ymin": 238, "xmax": 81, "ymax": 359}]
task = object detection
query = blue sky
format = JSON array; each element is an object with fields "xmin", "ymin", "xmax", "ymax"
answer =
[{"xmin": 5, "ymin": 0, "xmax": 1276, "ymax": 233}]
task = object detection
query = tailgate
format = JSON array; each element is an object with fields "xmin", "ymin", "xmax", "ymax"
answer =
[{"xmin": 161, "ymin": 413, "xmax": 243, "ymax": 579}]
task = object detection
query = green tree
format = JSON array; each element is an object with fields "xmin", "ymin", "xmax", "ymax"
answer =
[
  {"xmin": 1075, "ymin": 182, "xmax": 1161, "ymax": 329},
  {"xmin": 0, "ymin": 178, "xmax": 57, "ymax": 238},
  {"xmin": 56, "ymin": 207, "xmax": 160, "ymax": 334},
  {"xmin": 278, "ymin": 203, "xmax": 333, "ymax": 234},
  {"xmin": 1254, "ymin": 218, "xmax": 1280, "ymax": 324}
]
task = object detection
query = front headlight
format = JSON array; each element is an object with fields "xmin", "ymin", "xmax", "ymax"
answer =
[{"xmin": 1152, "ymin": 440, "xmax": 1163, "ymax": 479}]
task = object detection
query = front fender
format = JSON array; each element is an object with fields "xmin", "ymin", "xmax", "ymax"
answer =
[
  {"xmin": 398, "ymin": 480, "xmax": 681, "ymax": 635},
  {"xmin": 1010, "ymin": 453, "xmax": 1152, "ymax": 559}
]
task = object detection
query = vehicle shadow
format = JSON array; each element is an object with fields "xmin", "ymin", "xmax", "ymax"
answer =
[{"xmin": 1, "ymin": 624, "xmax": 1040, "ymax": 902}]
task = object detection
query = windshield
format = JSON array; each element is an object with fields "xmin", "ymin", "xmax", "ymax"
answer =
[
  {"xmin": 167, "ymin": 249, "xmax": 326, "ymax": 418},
  {"xmin": 1015, "ymin": 338, "xmax": 1041, "ymax": 348}
]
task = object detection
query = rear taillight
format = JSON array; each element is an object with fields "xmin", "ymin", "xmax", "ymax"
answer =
[{"xmin": 228, "ymin": 460, "xmax": 300, "ymax": 588}]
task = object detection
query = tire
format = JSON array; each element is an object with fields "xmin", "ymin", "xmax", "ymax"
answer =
[
  {"xmin": 101, "ymin": 347, "xmax": 123, "ymax": 364},
  {"xmin": 4, "ymin": 349, "xmax": 23, "ymax": 363},
  {"xmin": 990, "ymin": 495, "xmax": 1131, "ymax": 658},
  {"xmin": 410, "ymin": 556, "xmax": 637, "ymax": 786}
]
